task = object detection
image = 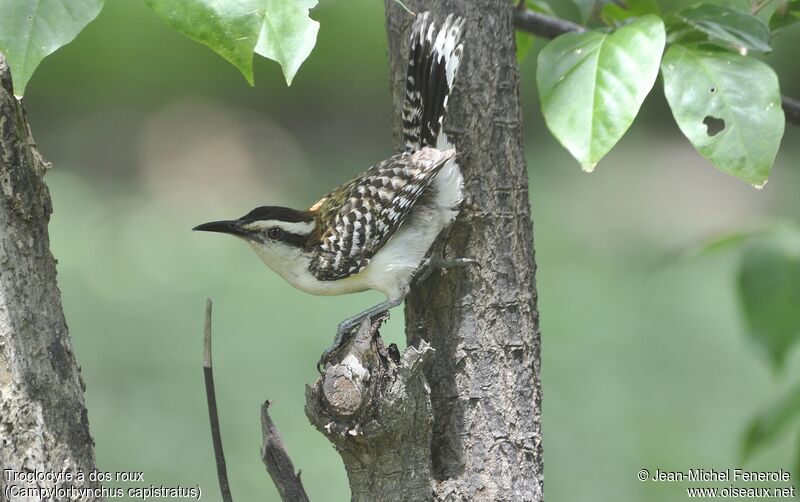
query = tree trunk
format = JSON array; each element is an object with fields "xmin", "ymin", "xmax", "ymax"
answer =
[
  {"xmin": 0, "ymin": 55, "xmax": 99, "ymax": 501},
  {"xmin": 386, "ymin": 2, "xmax": 542, "ymax": 500},
  {"xmin": 306, "ymin": 315, "xmax": 437, "ymax": 502},
  {"xmin": 306, "ymin": 2, "xmax": 542, "ymax": 501}
]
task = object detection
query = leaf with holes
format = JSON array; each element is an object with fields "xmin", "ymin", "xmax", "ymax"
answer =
[
  {"xmin": 537, "ymin": 15, "xmax": 665, "ymax": 171},
  {"xmin": 0, "ymin": 0, "xmax": 104, "ymax": 96},
  {"xmin": 145, "ymin": 0, "xmax": 318, "ymax": 86},
  {"xmin": 661, "ymin": 45, "xmax": 784, "ymax": 186},
  {"xmin": 742, "ymin": 384, "xmax": 800, "ymax": 462},
  {"xmin": 737, "ymin": 229, "xmax": 800, "ymax": 369},
  {"xmin": 677, "ymin": 4, "xmax": 771, "ymax": 53}
]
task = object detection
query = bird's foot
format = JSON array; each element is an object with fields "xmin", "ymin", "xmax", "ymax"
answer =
[
  {"xmin": 317, "ymin": 300, "xmax": 401, "ymax": 373},
  {"xmin": 317, "ymin": 315, "xmax": 386, "ymax": 373},
  {"xmin": 317, "ymin": 325, "xmax": 356, "ymax": 374}
]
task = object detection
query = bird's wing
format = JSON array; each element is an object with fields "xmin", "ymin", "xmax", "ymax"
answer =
[{"xmin": 308, "ymin": 147, "xmax": 455, "ymax": 281}]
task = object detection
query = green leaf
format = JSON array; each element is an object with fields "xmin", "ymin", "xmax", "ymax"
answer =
[
  {"xmin": 536, "ymin": 15, "xmax": 666, "ymax": 171},
  {"xmin": 677, "ymin": 4, "xmax": 772, "ymax": 53},
  {"xmin": 750, "ymin": 0, "xmax": 780, "ymax": 25},
  {"xmin": 737, "ymin": 229, "xmax": 800, "ymax": 368},
  {"xmin": 571, "ymin": 0, "xmax": 600, "ymax": 23},
  {"xmin": 717, "ymin": 0, "xmax": 780, "ymax": 25},
  {"xmin": 661, "ymin": 45, "xmax": 784, "ymax": 186},
  {"xmin": 0, "ymin": 0, "xmax": 104, "ymax": 96},
  {"xmin": 771, "ymin": 0, "xmax": 800, "ymax": 31},
  {"xmin": 665, "ymin": 16, "xmax": 713, "ymax": 45},
  {"xmin": 601, "ymin": 0, "xmax": 661, "ymax": 26},
  {"xmin": 145, "ymin": 0, "xmax": 263, "ymax": 85},
  {"xmin": 515, "ymin": 0, "xmax": 554, "ymax": 63},
  {"xmin": 144, "ymin": 0, "xmax": 318, "ymax": 86},
  {"xmin": 517, "ymin": 0, "xmax": 557, "ymax": 16},
  {"xmin": 694, "ymin": 230, "xmax": 754, "ymax": 255},
  {"xmin": 255, "ymin": 0, "xmax": 319, "ymax": 85},
  {"xmin": 516, "ymin": 31, "xmax": 536, "ymax": 63},
  {"xmin": 742, "ymin": 384, "xmax": 800, "ymax": 462}
]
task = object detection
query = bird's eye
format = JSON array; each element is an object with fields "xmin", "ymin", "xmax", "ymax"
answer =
[{"xmin": 267, "ymin": 227, "xmax": 283, "ymax": 240}]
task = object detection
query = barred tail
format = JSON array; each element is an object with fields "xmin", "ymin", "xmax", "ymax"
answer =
[{"xmin": 402, "ymin": 12, "xmax": 464, "ymax": 152}]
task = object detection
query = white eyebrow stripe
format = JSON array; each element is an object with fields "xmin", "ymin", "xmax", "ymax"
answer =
[{"xmin": 242, "ymin": 220, "xmax": 315, "ymax": 235}]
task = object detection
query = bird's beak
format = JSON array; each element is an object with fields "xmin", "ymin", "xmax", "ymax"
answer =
[{"xmin": 192, "ymin": 220, "xmax": 248, "ymax": 238}]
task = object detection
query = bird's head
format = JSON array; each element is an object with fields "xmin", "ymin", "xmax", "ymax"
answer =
[{"xmin": 193, "ymin": 206, "xmax": 316, "ymax": 270}]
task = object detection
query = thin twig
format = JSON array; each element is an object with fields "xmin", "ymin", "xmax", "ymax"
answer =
[
  {"xmin": 203, "ymin": 299, "xmax": 233, "ymax": 502},
  {"xmin": 512, "ymin": 8, "xmax": 800, "ymax": 127},
  {"xmin": 261, "ymin": 401, "xmax": 311, "ymax": 502},
  {"xmin": 513, "ymin": 8, "xmax": 586, "ymax": 38},
  {"xmin": 782, "ymin": 95, "xmax": 800, "ymax": 127}
]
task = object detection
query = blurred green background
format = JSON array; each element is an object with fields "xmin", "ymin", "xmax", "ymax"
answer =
[{"xmin": 17, "ymin": 0, "xmax": 800, "ymax": 500}]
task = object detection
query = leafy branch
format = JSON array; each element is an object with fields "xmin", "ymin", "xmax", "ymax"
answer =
[
  {"xmin": 0, "ymin": 0, "xmax": 319, "ymax": 95},
  {"xmin": 3, "ymin": 0, "xmax": 794, "ymax": 188},
  {"xmin": 514, "ymin": 1, "xmax": 798, "ymax": 187},
  {"xmin": 519, "ymin": 4, "xmax": 800, "ymax": 465},
  {"xmin": 513, "ymin": 5, "xmax": 800, "ymax": 126},
  {"xmin": 144, "ymin": 0, "xmax": 319, "ymax": 86}
]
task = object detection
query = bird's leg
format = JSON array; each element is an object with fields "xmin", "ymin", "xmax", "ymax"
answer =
[{"xmin": 317, "ymin": 296, "xmax": 404, "ymax": 372}]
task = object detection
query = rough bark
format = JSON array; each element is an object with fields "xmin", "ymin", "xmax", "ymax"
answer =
[
  {"xmin": 0, "ymin": 54, "xmax": 99, "ymax": 500},
  {"xmin": 386, "ymin": 2, "xmax": 543, "ymax": 501}
]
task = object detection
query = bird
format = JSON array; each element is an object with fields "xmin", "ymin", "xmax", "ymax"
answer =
[{"xmin": 194, "ymin": 12, "xmax": 467, "ymax": 370}]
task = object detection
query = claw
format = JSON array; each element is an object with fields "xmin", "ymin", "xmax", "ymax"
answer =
[
  {"xmin": 416, "ymin": 255, "xmax": 480, "ymax": 283},
  {"xmin": 316, "ymin": 355, "xmax": 328, "ymax": 374},
  {"xmin": 439, "ymin": 257, "xmax": 480, "ymax": 269}
]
